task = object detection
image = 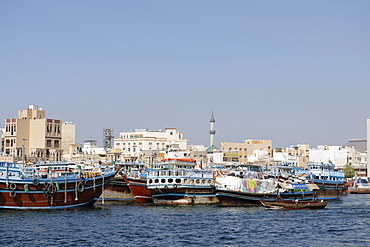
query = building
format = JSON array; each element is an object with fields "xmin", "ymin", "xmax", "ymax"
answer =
[
  {"xmin": 114, "ymin": 128, "xmax": 188, "ymax": 161},
  {"xmin": 61, "ymin": 121, "xmax": 77, "ymax": 161},
  {"xmin": 208, "ymin": 150, "xmax": 239, "ymax": 165},
  {"xmin": 273, "ymin": 144, "xmax": 310, "ymax": 167},
  {"xmin": 0, "ymin": 127, "xmax": 4, "ymax": 155},
  {"xmin": 309, "ymin": 145, "xmax": 347, "ymax": 169},
  {"xmin": 2, "ymin": 105, "xmax": 63, "ymax": 162},
  {"xmin": 188, "ymin": 145, "xmax": 208, "ymax": 167},
  {"xmin": 344, "ymin": 138, "xmax": 367, "ymax": 153},
  {"xmin": 220, "ymin": 139, "xmax": 273, "ymax": 163}
]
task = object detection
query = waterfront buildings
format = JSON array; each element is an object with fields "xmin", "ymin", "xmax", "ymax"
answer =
[
  {"xmin": 309, "ymin": 145, "xmax": 347, "ymax": 168},
  {"xmin": 345, "ymin": 138, "xmax": 367, "ymax": 153},
  {"xmin": 61, "ymin": 121, "xmax": 77, "ymax": 161},
  {"xmin": 273, "ymin": 144, "xmax": 310, "ymax": 167},
  {"xmin": 220, "ymin": 139, "xmax": 273, "ymax": 163},
  {"xmin": 114, "ymin": 128, "xmax": 188, "ymax": 162},
  {"xmin": 0, "ymin": 127, "xmax": 4, "ymax": 155},
  {"xmin": 2, "ymin": 105, "xmax": 63, "ymax": 162}
]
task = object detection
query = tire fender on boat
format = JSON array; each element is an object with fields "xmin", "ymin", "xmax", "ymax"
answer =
[
  {"xmin": 163, "ymin": 185, "xmax": 168, "ymax": 190},
  {"xmin": 9, "ymin": 183, "xmax": 17, "ymax": 190},
  {"xmin": 33, "ymin": 179, "xmax": 40, "ymax": 186},
  {"xmin": 77, "ymin": 182, "xmax": 85, "ymax": 192},
  {"xmin": 9, "ymin": 190, "xmax": 16, "ymax": 198},
  {"xmin": 173, "ymin": 184, "xmax": 177, "ymax": 189}
]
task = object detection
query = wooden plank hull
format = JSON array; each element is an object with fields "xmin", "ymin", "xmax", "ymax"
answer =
[
  {"xmin": 151, "ymin": 188, "xmax": 218, "ymax": 205},
  {"xmin": 0, "ymin": 173, "xmax": 115, "ymax": 209},
  {"xmin": 103, "ymin": 177, "xmax": 134, "ymax": 200},
  {"xmin": 311, "ymin": 180, "xmax": 345, "ymax": 200},
  {"xmin": 216, "ymin": 189, "xmax": 314, "ymax": 206},
  {"xmin": 260, "ymin": 199, "xmax": 328, "ymax": 209},
  {"xmin": 122, "ymin": 174, "xmax": 153, "ymax": 203}
]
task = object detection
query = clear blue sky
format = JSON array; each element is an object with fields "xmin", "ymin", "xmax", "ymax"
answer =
[{"xmin": 1, "ymin": 1, "xmax": 369, "ymax": 148}]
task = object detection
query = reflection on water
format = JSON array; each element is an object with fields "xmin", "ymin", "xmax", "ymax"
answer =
[{"xmin": 1, "ymin": 194, "xmax": 370, "ymax": 246}]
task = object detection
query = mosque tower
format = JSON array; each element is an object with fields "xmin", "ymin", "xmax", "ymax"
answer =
[{"xmin": 206, "ymin": 111, "xmax": 218, "ymax": 154}]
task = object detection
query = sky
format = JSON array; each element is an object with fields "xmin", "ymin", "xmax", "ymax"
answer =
[{"xmin": 1, "ymin": 1, "xmax": 370, "ymax": 148}]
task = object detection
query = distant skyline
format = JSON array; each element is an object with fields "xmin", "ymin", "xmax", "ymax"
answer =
[{"xmin": 1, "ymin": 1, "xmax": 369, "ymax": 148}]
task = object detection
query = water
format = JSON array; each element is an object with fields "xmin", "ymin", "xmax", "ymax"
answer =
[{"xmin": 1, "ymin": 194, "xmax": 370, "ymax": 246}]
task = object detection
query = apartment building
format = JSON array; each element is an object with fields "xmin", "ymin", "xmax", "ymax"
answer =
[
  {"xmin": 309, "ymin": 145, "xmax": 347, "ymax": 169},
  {"xmin": 220, "ymin": 139, "xmax": 272, "ymax": 163},
  {"xmin": 273, "ymin": 144, "xmax": 310, "ymax": 167},
  {"xmin": 114, "ymin": 128, "xmax": 188, "ymax": 157},
  {"xmin": 61, "ymin": 121, "xmax": 77, "ymax": 161},
  {"xmin": 2, "ymin": 105, "xmax": 63, "ymax": 161}
]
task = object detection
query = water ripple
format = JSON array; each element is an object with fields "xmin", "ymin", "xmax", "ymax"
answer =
[{"xmin": 1, "ymin": 194, "xmax": 370, "ymax": 246}]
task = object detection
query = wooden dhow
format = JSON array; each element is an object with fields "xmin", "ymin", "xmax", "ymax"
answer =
[
  {"xmin": 0, "ymin": 162, "xmax": 116, "ymax": 209},
  {"xmin": 260, "ymin": 199, "xmax": 328, "ymax": 209}
]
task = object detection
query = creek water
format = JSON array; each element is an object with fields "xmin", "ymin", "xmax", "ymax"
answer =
[{"xmin": 1, "ymin": 194, "xmax": 369, "ymax": 246}]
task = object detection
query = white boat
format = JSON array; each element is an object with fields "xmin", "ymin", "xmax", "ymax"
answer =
[{"xmin": 348, "ymin": 177, "xmax": 370, "ymax": 194}]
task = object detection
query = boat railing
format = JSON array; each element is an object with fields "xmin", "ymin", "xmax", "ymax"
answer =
[
  {"xmin": 147, "ymin": 169, "xmax": 213, "ymax": 179},
  {"xmin": 146, "ymin": 169, "xmax": 214, "ymax": 188}
]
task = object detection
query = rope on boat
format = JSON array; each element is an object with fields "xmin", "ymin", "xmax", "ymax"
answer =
[
  {"xmin": 5, "ymin": 163, "xmax": 9, "ymax": 186},
  {"xmin": 75, "ymin": 177, "xmax": 78, "ymax": 201},
  {"xmin": 102, "ymin": 173, "xmax": 105, "ymax": 204},
  {"xmin": 64, "ymin": 176, "xmax": 68, "ymax": 203}
]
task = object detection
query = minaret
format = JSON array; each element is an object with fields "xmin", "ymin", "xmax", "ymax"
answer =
[
  {"xmin": 210, "ymin": 111, "xmax": 216, "ymax": 147},
  {"xmin": 206, "ymin": 111, "xmax": 218, "ymax": 154}
]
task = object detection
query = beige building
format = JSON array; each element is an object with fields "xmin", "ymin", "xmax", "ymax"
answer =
[
  {"xmin": 61, "ymin": 121, "xmax": 77, "ymax": 161},
  {"xmin": 220, "ymin": 139, "xmax": 272, "ymax": 163},
  {"xmin": 2, "ymin": 105, "xmax": 63, "ymax": 162}
]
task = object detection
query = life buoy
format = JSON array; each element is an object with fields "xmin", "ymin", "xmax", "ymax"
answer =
[
  {"xmin": 173, "ymin": 184, "xmax": 177, "ymax": 189},
  {"xmin": 33, "ymin": 179, "xmax": 40, "ymax": 186},
  {"xmin": 77, "ymin": 182, "xmax": 85, "ymax": 192},
  {"xmin": 9, "ymin": 183, "xmax": 17, "ymax": 190},
  {"xmin": 9, "ymin": 190, "xmax": 16, "ymax": 198}
]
